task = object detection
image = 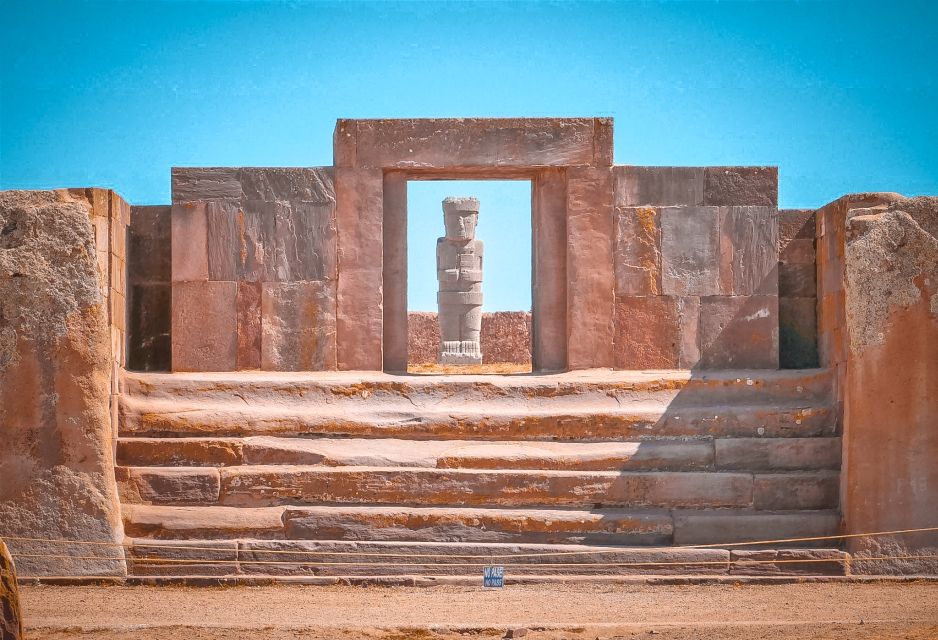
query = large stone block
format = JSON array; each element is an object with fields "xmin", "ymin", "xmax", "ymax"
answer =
[
  {"xmin": 334, "ymin": 168, "xmax": 383, "ymax": 370},
  {"xmin": 531, "ymin": 167, "xmax": 568, "ymax": 371},
  {"xmin": 127, "ymin": 283, "xmax": 172, "ymax": 372},
  {"xmin": 0, "ymin": 190, "xmax": 125, "ymax": 576},
  {"xmin": 614, "ymin": 295, "xmax": 698, "ymax": 368},
  {"xmin": 843, "ymin": 197, "xmax": 938, "ymax": 570},
  {"xmin": 661, "ymin": 206, "xmax": 720, "ymax": 296},
  {"xmin": 129, "ymin": 205, "xmax": 171, "ymax": 283},
  {"xmin": 718, "ymin": 206, "xmax": 778, "ymax": 295},
  {"xmin": 614, "ymin": 166, "xmax": 704, "ymax": 207},
  {"xmin": 778, "ymin": 209, "xmax": 815, "ymax": 248},
  {"xmin": 206, "ymin": 200, "xmax": 277, "ymax": 282},
  {"xmin": 615, "ymin": 206, "xmax": 661, "ymax": 295},
  {"xmin": 117, "ymin": 467, "xmax": 221, "ymax": 505},
  {"xmin": 171, "ymin": 202, "xmax": 208, "ymax": 282},
  {"xmin": 779, "ymin": 296, "xmax": 819, "ymax": 369},
  {"xmin": 715, "ymin": 438, "xmax": 841, "ymax": 471},
  {"xmin": 779, "ymin": 262, "xmax": 817, "ymax": 297},
  {"xmin": 703, "ymin": 166, "xmax": 778, "ymax": 206},
  {"xmin": 753, "ymin": 472, "xmax": 840, "ymax": 510},
  {"xmin": 171, "ymin": 280, "xmax": 238, "ymax": 371},
  {"xmin": 566, "ymin": 166, "xmax": 615, "ymax": 368},
  {"xmin": 238, "ymin": 167, "xmax": 335, "ymax": 203},
  {"xmin": 172, "ymin": 167, "xmax": 242, "ymax": 203},
  {"xmin": 698, "ymin": 295, "xmax": 779, "ymax": 368},
  {"xmin": 673, "ymin": 510, "xmax": 840, "ymax": 546},
  {"xmin": 337, "ymin": 118, "xmax": 608, "ymax": 169},
  {"xmin": 261, "ymin": 281, "xmax": 337, "ymax": 371},
  {"xmin": 237, "ymin": 281, "xmax": 262, "ymax": 370}
]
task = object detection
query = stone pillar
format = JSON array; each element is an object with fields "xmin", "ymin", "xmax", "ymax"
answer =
[
  {"xmin": 842, "ymin": 196, "xmax": 938, "ymax": 574},
  {"xmin": 0, "ymin": 189, "xmax": 126, "ymax": 577},
  {"xmin": 1, "ymin": 539, "xmax": 23, "ymax": 639},
  {"xmin": 437, "ymin": 197, "xmax": 483, "ymax": 364}
]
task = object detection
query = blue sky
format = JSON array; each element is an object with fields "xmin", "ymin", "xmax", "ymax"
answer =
[{"xmin": 2, "ymin": 0, "xmax": 936, "ymax": 309}]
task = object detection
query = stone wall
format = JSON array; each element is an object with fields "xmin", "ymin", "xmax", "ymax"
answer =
[
  {"xmin": 815, "ymin": 192, "xmax": 903, "ymax": 417},
  {"xmin": 612, "ymin": 166, "xmax": 779, "ymax": 369},
  {"xmin": 778, "ymin": 209, "xmax": 818, "ymax": 368},
  {"xmin": 170, "ymin": 168, "xmax": 337, "ymax": 371},
  {"xmin": 0, "ymin": 189, "xmax": 126, "ymax": 576},
  {"xmin": 842, "ymin": 196, "xmax": 938, "ymax": 573},
  {"xmin": 408, "ymin": 311, "xmax": 531, "ymax": 364}
]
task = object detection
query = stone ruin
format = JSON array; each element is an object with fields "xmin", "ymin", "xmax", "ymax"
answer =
[
  {"xmin": 437, "ymin": 196, "xmax": 483, "ymax": 365},
  {"xmin": 0, "ymin": 118, "xmax": 935, "ymax": 581}
]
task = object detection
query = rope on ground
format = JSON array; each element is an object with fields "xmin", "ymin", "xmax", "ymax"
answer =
[{"xmin": 3, "ymin": 526, "xmax": 938, "ymax": 561}]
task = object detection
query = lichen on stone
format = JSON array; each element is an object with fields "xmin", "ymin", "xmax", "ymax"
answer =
[
  {"xmin": 0, "ymin": 191, "xmax": 102, "ymax": 371},
  {"xmin": 845, "ymin": 196, "xmax": 938, "ymax": 352}
]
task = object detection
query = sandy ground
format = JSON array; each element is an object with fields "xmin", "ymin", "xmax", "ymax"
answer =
[{"xmin": 19, "ymin": 581, "xmax": 938, "ymax": 639}]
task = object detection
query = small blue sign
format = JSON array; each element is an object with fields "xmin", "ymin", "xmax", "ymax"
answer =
[{"xmin": 483, "ymin": 565, "xmax": 504, "ymax": 588}]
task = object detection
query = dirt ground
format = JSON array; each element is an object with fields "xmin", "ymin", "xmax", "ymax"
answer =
[{"xmin": 19, "ymin": 581, "xmax": 938, "ymax": 639}]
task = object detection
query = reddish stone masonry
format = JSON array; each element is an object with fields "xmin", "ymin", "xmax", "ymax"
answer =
[{"xmin": 408, "ymin": 311, "xmax": 532, "ymax": 365}]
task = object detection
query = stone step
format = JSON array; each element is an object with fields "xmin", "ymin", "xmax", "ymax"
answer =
[
  {"xmin": 122, "ymin": 504, "xmax": 673, "ymax": 545},
  {"xmin": 122, "ymin": 504, "xmax": 841, "ymax": 547},
  {"xmin": 122, "ymin": 537, "xmax": 849, "ymax": 577},
  {"xmin": 117, "ymin": 436, "xmax": 841, "ymax": 472},
  {"xmin": 116, "ymin": 465, "xmax": 840, "ymax": 510},
  {"xmin": 121, "ymin": 369, "xmax": 833, "ymax": 407},
  {"xmin": 119, "ymin": 400, "xmax": 835, "ymax": 440}
]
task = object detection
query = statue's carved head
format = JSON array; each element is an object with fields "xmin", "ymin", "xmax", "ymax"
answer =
[{"xmin": 442, "ymin": 196, "xmax": 480, "ymax": 240}]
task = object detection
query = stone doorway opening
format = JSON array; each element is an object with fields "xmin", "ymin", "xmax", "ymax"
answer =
[{"xmin": 405, "ymin": 179, "xmax": 533, "ymax": 374}]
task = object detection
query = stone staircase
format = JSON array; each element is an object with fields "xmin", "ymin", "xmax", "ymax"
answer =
[{"xmin": 115, "ymin": 369, "xmax": 848, "ymax": 579}]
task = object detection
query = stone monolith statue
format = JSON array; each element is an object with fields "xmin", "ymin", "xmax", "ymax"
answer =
[{"xmin": 437, "ymin": 197, "xmax": 483, "ymax": 364}]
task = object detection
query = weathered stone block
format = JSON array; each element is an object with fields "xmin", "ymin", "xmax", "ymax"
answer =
[
  {"xmin": 718, "ymin": 206, "xmax": 778, "ymax": 295},
  {"xmin": 274, "ymin": 201, "xmax": 337, "ymax": 281},
  {"xmin": 339, "ymin": 118, "xmax": 605, "ymax": 169},
  {"xmin": 703, "ymin": 166, "xmax": 778, "ymax": 206},
  {"xmin": 118, "ymin": 467, "xmax": 221, "ymax": 505},
  {"xmin": 171, "ymin": 202, "xmax": 208, "ymax": 282},
  {"xmin": 127, "ymin": 283, "xmax": 171, "ymax": 372},
  {"xmin": 614, "ymin": 296, "xmax": 698, "ymax": 368},
  {"xmin": 780, "ymin": 238, "xmax": 816, "ymax": 265},
  {"xmin": 661, "ymin": 206, "xmax": 720, "ymax": 296},
  {"xmin": 129, "ymin": 205, "xmax": 171, "ymax": 283},
  {"xmin": 206, "ymin": 200, "xmax": 278, "ymax": 282},
  {"xmin": 614, "ymin": 166, "xmax": 704, "ymax": 207},
  {"xmin": 673, "ymin": 510, "xmax": 840, "ymax": 545},
  {"xmin": 715, "ymin": 438, "xmax": 841, "ymax": 471},
  {"xmin": 698, "ymin": 295, "xmax": 779, "ymax": 368},
  {"xmin": 238, "ymin": 167, "xmax": 335, "ymax": 203},
  {"xmin": 172, "ymin": 167, "xmax": 242, "ymax": 203},
  {"xmin": 566, "ymin": 166, "xmax": 615, "ymax": 368},
  {"xmin": 171, "ymin": 281, "xmax": 238, "ymax": 372},
  {"xmin": 615, "ymin": 206, "xmax": 661, "ymax": 295},
  {"xmin": 237, "ymin": 281, "xmax": 262, "ymax": 370},
  {"xmin": 779, "ymin": 296, "xmax": 819, "ymax": 369},
  {"xmin": 779, "ymin": 262, "xmax": 817, "ymax": 297},
  {"xmin": 261, "ymin": 281, "xmax": 337, "ymax": 371},
  {"xmin": 334, "ymin": 168, "xmax": 383, "ymax": 370},
  {"xmin": 753, "ymin": 472, "xmax": 840, "ymax": 510},
  {"xmin": 0, "ymin": 190, "xmax": 125, "ymax": 577},
  {"xmin": 778, "ymin": 209, "xmax": 816, "ymax": 246}
]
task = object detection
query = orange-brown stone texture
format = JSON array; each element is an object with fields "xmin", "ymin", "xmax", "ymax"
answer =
[
  {"xmin": 408, "ymin": 311, "xmax": 531, "ymax": 365},
  {"xmin": 842, "ymin": 196, "xmax": 938, "ymax": 574},
  {"xmin": 0, "ymin": 539, "xmax": 22, "ymax": 639},
  {"xmin": 0, "ymin": 190, "xmax": 125, "ymax": 576}
]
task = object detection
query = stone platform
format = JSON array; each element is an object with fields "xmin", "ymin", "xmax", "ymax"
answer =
[{"xmin": 115, "ymin": 368, "xmax": 844, "ymax": 578}]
